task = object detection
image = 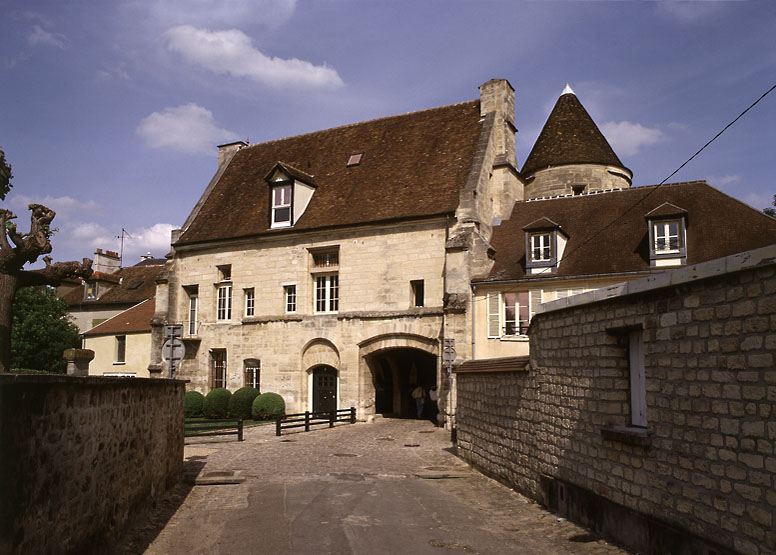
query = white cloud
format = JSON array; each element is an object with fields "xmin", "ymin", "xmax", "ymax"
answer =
[
  {"xmin": 600, "ymin": 121, "xmax": 665, "ymax": 157},
  {"xmin": 706, "ymin": 174, "xmax": 741, "ymax": 188},
  {"xmin": 28, "ymin": 24, "xmax": 67, "ymax": 49},
  {"xmin": 60, "ymin": 222, "xmax": 175, "ymax": 264},
  {"xmin": 743, "ymin": 192, "xmax": 773, "ymax": 212},
  {"xmin": 6, "ymin": 194, "xmax": 101, "ymax": 219},
  {"xmin": 126, "ymin": 0, "xmax": 297, "ymax": 29},
  {"xmin": 136, "ymin": 103, "xmax": 237, "ymax": 155},
  {"xmin": 164, "ymin": 25, "xmax": 344, "ymax": 89}
]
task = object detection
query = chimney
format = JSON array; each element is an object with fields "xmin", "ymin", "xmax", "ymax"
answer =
[
  {"xmin": 217, "ymin": 141, "xmax": 248, "ymax": 171},
  {"xmin": 479, "ymin": 79, "xmax": 517, "ymax": 168},
  {"xmin": 93, "ymin": 248, "xmax": 121, "ymax": 274}
]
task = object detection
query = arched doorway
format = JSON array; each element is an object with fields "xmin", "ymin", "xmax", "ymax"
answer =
[
  {"xmin": 366, "ymin": 348, "xmax": 437, "ymax": 419},
  {"xmin": 312, "ymin": 365, "xmax": 338, "ymax": 413}
]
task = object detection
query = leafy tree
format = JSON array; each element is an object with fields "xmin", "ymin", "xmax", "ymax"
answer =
[
  {"xmin": 764, "ymin": 194, "xmax": 776, "ymax": 217},
  {"xmin": 11, "ymin": 286, "xmax": 79, "ymax": 373},
  {"xmin": 0, "ymin": 149, "xmax": 92, "ymax": 372}
]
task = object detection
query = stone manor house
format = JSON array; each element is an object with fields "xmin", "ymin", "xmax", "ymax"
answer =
[{"xmin": 148, "ymin": 79, "xmax": 776, "ymax": 425}]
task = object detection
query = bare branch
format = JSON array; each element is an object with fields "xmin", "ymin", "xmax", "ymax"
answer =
[
  {"xmin": 0, "ymin": 208, "xmax": 14, "ymax": 252},
  {"xmin": 18, "ymin": 258, "xmax": 93, "ymax": 288}
]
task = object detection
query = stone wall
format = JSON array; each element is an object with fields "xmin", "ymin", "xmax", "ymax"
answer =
[
  {"xmin": 455, "ymin": 246, "xmax": 776, "ymax": 555},
  {"xmin": 0, "ymin": 375, "xmax": 185, "ymax": 554},
  {"xmin": 525, "ymin": 164, "xmax": 631, "ymax": 199}
]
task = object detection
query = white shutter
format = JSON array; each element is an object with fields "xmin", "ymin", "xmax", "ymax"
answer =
[
  {"xmin": 487, "ymin": 292, "xmax": 501, "ymax": 338},
  {"xmin": 530, "ymin": 289, "xmax": 542, "ymax": 319}
]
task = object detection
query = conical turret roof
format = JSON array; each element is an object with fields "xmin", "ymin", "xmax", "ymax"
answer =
[{"xmin": 522, "ymin": 85, "xmax": 625, "ymax": 176}]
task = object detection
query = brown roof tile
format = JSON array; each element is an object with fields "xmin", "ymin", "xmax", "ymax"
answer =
[
  {"xmin": 522, "ymin": 92, "xmax": 625, "ymax": 176},
  {"xmin": 177, "ymin": 101, "xmax": 484, "ymax": 245},
  {"xmin": 480, "ymin": 182, "xmax": 776, "ymax": 282},
  {"xmin": 61, "ymin": 263, "xmax": 164, "ymax": 307},
  {"xmin": 83, "ymin": 297, "xmax": 155, "ymax": 336}
]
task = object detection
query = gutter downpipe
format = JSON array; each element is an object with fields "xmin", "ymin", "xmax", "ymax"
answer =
[
  {"xmin": 471, "ymin": 284, "xmax": 476, "ymax": 360},
  {"xmin": 443, "ymin": 214, "xmax": 451, "ymax": 431}
]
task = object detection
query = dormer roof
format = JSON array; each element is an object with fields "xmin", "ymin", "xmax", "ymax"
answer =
[
  {"xmin": 645, "ymin": 202, "xmax": 687, "ymax": 220},
  {"xmin": 523, "ymin": 217, "xmax": 564, "ymax": 233},
  {"xmin": 265, "ymin": 162, "xmax": 317, "ymax": 186},
  {"xmin": 522, "ymin": 86, "xmax": 626, "ymax": 176}
]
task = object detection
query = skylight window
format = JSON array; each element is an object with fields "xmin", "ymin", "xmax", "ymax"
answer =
[{"xmin": 346, "ymin": 153, "xmax": 363, "ymax": 167}]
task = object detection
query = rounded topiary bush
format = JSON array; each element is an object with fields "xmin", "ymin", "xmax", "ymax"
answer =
[
  {"xmin": 203, "ymin": 388, "xmax": 232, "ymax": 419},
  {"xmin": 184, "ymin": 390, "xmax": 205, "ymax": 418},
  {"xmin": 252, "ymin": 392, "xmax": 285, "ymax": 420},
  {"xmin": 229, "ymin": 387, "xmax": 260, "ymax": 419}
]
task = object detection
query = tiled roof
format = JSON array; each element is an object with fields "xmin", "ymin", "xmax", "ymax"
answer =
[
  {"xmin": 177, "ymin": 100, "xmax": 484, "ymax": 245},
  {"xmin": 83, "ymin": 297, "xmax": 155, "ymax": 336},
  {"xmin": 521, "ymin": 91, "xmax": 625, "ymax": 176},
  {"xmin": 61, "ymin": 263, "xmax": 164, "ymax": 307},
  {"xmin": 478, "ymin": 181, "xmax": 776, "ymax": 282}
]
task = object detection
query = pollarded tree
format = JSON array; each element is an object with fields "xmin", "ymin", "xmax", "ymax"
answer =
[{"xmin": 0, "ymin": 148, "xmax": 92, "ymax": 373}]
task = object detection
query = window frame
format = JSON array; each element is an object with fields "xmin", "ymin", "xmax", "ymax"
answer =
[
  {"xmin": 314, "ymin": 273, "xmax": 339, "ymax": 313},
  {"xmin": 271, "ymin": 183, "xmax": 293, "ymax": 228},
  {"xmin": 411, "ymin": 279, "xmax": 424, "ymax": 308},
  {"xmin": 115, "ymin": 335, "xmax": 126, "ymax": 364},
  {"xmin": 284, "ymin": 284, "xmax": 297, "ymax": 313},
  {"xmin": 648, "ymin": 216, "xmax": 687, "ymax": 264},
  {"xmin": 530, "ymin": 233, "xmax": 553, "ymax": 262},
  {"xmin": 217, "ymin": 283, "xmax": 232, "ymax": 321},
  {"xmin": 487, "ymin": 291, "xmax": 535, "ymax": 338},
  {"xmin": 243, "ymin": 359, "xmax": 260, "ymax": 389},
  {"xmin": 244, "ymin": 288, "xmax": 255, "ymax": 317},
  {"xmin": 211, "ymin": 349, "xmax": 227, "ymax": 389}
]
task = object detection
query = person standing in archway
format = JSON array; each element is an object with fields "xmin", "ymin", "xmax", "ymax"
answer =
[{"xmin": 411, "ymin": 384, "xmax": 425, "ymax": 419}]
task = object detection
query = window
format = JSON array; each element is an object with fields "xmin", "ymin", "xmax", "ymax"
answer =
[
  {"xmin": 85, "ymin": 281, "xmax": 98, "ymax": 300},
  {"xmin": 411, "ymin": 280, "xmax": 424, "ymax": 307},
  {"xmin": 628, "ymin": 330, "xmax": 646, "ymax": 427},
  {"xmin": 315, "ymin": 274, "xmax": 339, "ymax": 313},
  {"xmin": 284, "ymin": 285, "xmax": 297, "ymax": 313},
  {"xmin": 184, "ymin": 286, "xmax": 198, "ymax": 336},
  {"xmin": 217, "ymin": 284, "xmax": 232, "ymax": 321},
  {"xmin": 530, "ymin": 233, "xmax": 552, "ymax": 262},
  {"xmin": 271, "ymin": 184, "xmax": 292, "ymax": 227},
  {"xmin": 653, "ymin": 220, "xmax": 681, "ymax": 253},
  {"xmin": 244, "ymin": 359, "xmax": 260, "ymax": 389},
  {"xmin": 244, "ymin": 288, "xmax": 255, "ymax": 317},
  {"xmin": 115, "ymin": 335, "xmax": 126, "ymax": 363},
  {"xmin": 313, "ymin": 251, "xmax": 339, "ymax": 267},
  {"xmin": 211, "ymin": 350, "xmax": 226, "ymax": 389},
  {"xmin": 218, "ymin": 265, "xmax": 231, "ymax": 281},
  {"xmin": 487, "ymin": 291, "xmax": 538, "ymax": 338}
]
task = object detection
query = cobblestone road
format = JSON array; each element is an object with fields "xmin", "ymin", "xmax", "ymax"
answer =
[{"xmin": 124, "ymin": 418, "xmax": 630, "ymax": 555}]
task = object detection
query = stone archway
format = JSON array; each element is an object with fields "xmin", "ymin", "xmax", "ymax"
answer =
[
  {"xmin": 302, "ymin": 339, "xmax": 340, "ymax": 412},
  {"xmin": 359, "ymin": 333, "xmax": 439, "ymax": 420}
]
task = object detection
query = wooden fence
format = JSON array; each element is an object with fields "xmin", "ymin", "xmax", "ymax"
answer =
[{"xmin": 275, "ymin": 407, "xmax": 356, "ymax": 436}]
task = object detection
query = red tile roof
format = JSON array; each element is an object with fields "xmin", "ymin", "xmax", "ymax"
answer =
[
  {"xmin": 522, "ymin": 92, "xmax": 626, "ymax": 176},
  {"xmin": 479, "ymin": 182, "xmax": 776, "ymax": 282},
  {"xmin": 83, "ymin": 297, "xmax": 155, "ymax": 336},
  {"xmin": 177, "ymin": 100, "xmax": 484, "ymax": 245}
]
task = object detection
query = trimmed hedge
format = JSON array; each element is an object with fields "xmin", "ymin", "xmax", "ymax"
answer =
[
  {"xmin": 203, "ymin": 388, "xmax": 232, "ymax": 419},
  {"xmin": 229, "ymin": 387, "xmax": 260, "ymax": 419},
  {"xmin": 252, "ymin": 392, "xmax": 285, "ymax": 420},
  {"xmin": 184, "ymin": 390, "xmax": 205, "ymax": 418}
]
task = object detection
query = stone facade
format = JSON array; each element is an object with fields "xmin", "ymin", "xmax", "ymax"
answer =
[
  {"xmin": 0, "ymin": 375, "xmax": 184, "ymax": 554},
  {"xmin": 525, "ymin": 164, "xmax": 631, "ymax": 199},
  {"xmin": 455, "ymin": 246, "xmax": 776, "ymax": 555}
]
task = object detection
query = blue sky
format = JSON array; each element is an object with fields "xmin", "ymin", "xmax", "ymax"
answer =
[{"xmin": 2, "ymin": 0, "xmax": 774, "ymax": 266}]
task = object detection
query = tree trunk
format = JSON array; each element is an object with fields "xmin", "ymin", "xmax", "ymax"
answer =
[{"xmin": 0, "ymin": 273, "xmax": 18, "ymax": 373}]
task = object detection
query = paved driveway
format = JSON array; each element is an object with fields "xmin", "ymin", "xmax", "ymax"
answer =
[{"xmin": 123, "ymin": 418, "xmax": 628, "ymax": 555}]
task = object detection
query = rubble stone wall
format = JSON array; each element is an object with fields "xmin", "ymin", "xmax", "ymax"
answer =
[
  {"xmin": 0, "ymin": 375, "xmax": 185, "ymax": 554},
  {"xmin": 456, "ymin": 257, "xmax": 776, "ymax": 555}
]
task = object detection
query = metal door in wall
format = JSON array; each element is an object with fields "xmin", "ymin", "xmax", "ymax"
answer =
[{"xmin": 313, "ymin": 366, "xmax": 337, "ymax": 413}]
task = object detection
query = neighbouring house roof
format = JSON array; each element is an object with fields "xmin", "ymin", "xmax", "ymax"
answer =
[
  {"xmin": 177, "ymin": 100, "xmax": 484, "ymax": 245},
  {"xmin": 521, "ymin": 89, "xmax": 626, "ymax": 176},
  {"xmin": 477, "ymin": 181, "xmax": 776, "ymax": 283},
  {"xmin": 60, "ymin": 262, "xmax": 165, "ymax": 307},
  {"xmin": 83, "ymin": 297, "xmax": 155, "ymax": 336}
]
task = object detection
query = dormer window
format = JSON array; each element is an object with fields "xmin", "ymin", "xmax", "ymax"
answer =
[
  {"xmin": 646, "ymin": 203, "xmax": 687, "ymax": 267},
  {"xmin": 271, "ymin": 184, "xmax": 292, "ymax": 228},
  {"xmin": 530, "ymin": 233, "xmax": 552, "ymax": 261},
  {"xmin": 523, "ymin": 217, "xmax": 567, "ymax": 275},
  {"xmin": 85, "ymin": 281, "xmax": 98, "ymax": 300},
  {"xmin": 265, "ymin": 162, "xmax": 317, "ymax": 230}
]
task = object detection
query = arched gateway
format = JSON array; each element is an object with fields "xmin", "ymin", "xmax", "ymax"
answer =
[{"xmin": 359, "ymin": 334, "xmax": 439, "ymax": 420}]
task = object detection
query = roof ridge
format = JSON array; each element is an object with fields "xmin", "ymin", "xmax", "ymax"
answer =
[{"xmin": 242, "ymin": 99, "xmax": 480, "ymax": 150}]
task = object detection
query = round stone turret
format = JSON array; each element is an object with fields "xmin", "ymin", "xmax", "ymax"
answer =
[{"xmin": 522, "ymin": 85, "xmax": 632, "ymax": 199}]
